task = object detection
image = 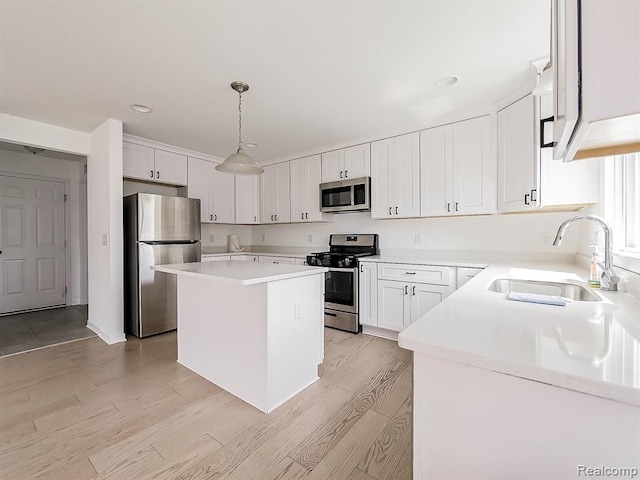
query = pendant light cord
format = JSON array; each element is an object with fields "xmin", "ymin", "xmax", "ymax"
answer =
[{"xmin": 238, "ymin": 90, "xmax": 243, "ymax": 150}]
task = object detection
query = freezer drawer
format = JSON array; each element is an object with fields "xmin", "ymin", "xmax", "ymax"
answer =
[{"xmin": 125, "ymin": 242, "xmax": 200, "ymax": 337}]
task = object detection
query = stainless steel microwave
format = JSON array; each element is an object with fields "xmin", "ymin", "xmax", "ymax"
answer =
[{"xmin": 320, "ymin": 177, "xmax": 371, "ymax": 213}]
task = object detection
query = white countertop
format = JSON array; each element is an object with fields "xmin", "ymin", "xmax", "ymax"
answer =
[
  {"xmin": 398, "ymin": 262, "xmax": 640, "ymax": 407},
  {"xmin": 201, "ymin": 251, "xmax": 309, "ymax": 259},
  {"xmin": 364, "ymin": 254, "xmax": 488, "ymax": 269},
  {"xmin": 153, "ymin": 261, "xmax": 327, "ymax": 285}
]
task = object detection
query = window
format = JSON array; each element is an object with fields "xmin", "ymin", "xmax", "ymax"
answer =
[{"xmin": 622, "ymin": 154, "xmax": 640, "ymax": 251}]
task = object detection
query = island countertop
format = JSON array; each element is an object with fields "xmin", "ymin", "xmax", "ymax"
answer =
[{"xmin": 153, "ymin": 260, "xmax": 327, "ymax": 285}]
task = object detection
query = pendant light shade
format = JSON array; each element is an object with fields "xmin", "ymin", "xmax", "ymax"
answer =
[{"xmin": 216, "ymin": 82, "xmax": 264, "ymax": 175}]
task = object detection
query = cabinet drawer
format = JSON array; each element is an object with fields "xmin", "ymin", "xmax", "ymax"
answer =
[
  {"xmin": 377, "ymin": 263, "xmax": 452, "ymax": 285},
  {"xmin": 258, "ymin": 256, "xmax": 295, "ymax": 264},
  {"xmin": 202, "ymin": 255, "xmax": 231, "ymax": 262}
]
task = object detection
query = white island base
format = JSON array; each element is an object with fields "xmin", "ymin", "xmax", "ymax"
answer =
[
  {"xmin": 158, "ymin": 262, "xmax": 326, "ymax": 414},
  {"xmin": 414, "ymin": 354, "xmax": 640, "ymax": 479}
]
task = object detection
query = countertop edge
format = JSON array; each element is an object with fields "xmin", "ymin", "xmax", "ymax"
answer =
[{"xmin": 152, "ymin": 264, "xmax": 327, "ymax": 285}]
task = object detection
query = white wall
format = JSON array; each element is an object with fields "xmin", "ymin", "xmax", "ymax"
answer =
[
  {"xmin": 0, "ymin": 149, "xmax": 87, "ymax": 305},
  {"xmin": 251, "ymin": 210, "xmax": 581, "ymax": 257},
  {"xmin": 201, "ymin": 223, "xmax": 253, "ymax": 250},
  {"xmin": 87, "ymin": 119, "xmax": 125, "ymax": 344}
]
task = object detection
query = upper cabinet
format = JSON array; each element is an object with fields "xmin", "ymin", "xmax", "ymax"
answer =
[
  {"xmin": 235, "ymin": 175, "xmax": 260, "ymax": 224},
  {"xmin": 497, "ymin": 94, "xmax": 599, "ymax": 213},
  {"xmin": 123, "ymin": 142, "xmax": 187, "ymax": 186},
  {"xmin": 187, "ymin": 157, "xmax": 235, "ymax": 224},
  {"xmin": 321, "ymin": 144, "xmax": 371, "ymax": 183},
  {"xmin": 290, "ymin": 155, "xmax": 328, "ymax": 222},
  {"xmin": 261, "ymin": 163, "xmax": 291, "ymax": 224},
  {"xmin": 371, "ymin": 132, "xmax": 420, "ymax": 219},
  {"xmin": 552, "ymin": 0, "xmax": 640, "ymax": 161},
  {"xmin": 210, "ymin": 166, "xmax": 235, "ymax": 224},
  {"xmin": 420, "ymin": 116, "xmax": 495, "ymax": 217}
]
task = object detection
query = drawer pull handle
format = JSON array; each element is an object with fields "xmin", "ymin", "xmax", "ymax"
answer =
[
  {"xmin": 405, "ymin": 272, "xmax": 416, "ymax": 275},
  {"xmin": 326, "ymin": 312, "xmax": 338, "ymax": 317}
]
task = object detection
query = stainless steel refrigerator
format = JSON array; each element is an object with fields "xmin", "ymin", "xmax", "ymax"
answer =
[{"xmin": 124, "ymin": 193, "xmax": 201, "ymax": 337}]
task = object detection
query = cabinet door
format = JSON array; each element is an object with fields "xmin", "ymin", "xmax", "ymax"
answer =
[
  {"xmin": 394, "ymin": 133, "xmax": 420, "ymax": 218},
  {"xmin": 456, "ymin": 267, "xmax": 483, "ymax": 289},
  {"xmin": 498, "ymin": 96, "xmax": 537, "ymax": 213},
  {"xmin": 420, "ymin": 125, "xmax": 452, "ymax": 217},
  {"xmin": 359, "ymin": 261, "xmax": 378, "ymax": 327},
  {"xmin": 410, "ymin": 283, "xmax": 451, "ymax": 324},
  {"xmin": 123, "ymin": 142, "xmax": 155, "ymax": 182},
  {"xmin": 291, "ymin": 156, "xmax": 321, "ymax": 222},
  {"xmin": 377, "ymin": 280, "xmax": 409, "ymax": 332},
  {"xmin": 274, "ymin": 162, "xmax": 291, "ymax": 223},
  {"xmin": 235, "ymin": 175, "xmax": 260, "ymax": 224},
  {"xmin": 187, "ymin": 157, "xmax": 211, "ymax": 223},
  {"xmin": 343, "ymin": 144, "xmax": 371, "ymax": 180},
  {"xmin": 154, "ymin": 149, "xmax": 188, "ymax": 186},
  {"xmin": 370, "ymin": 138, "xmax": 393, "ymax": 219},
  {"xmin": 452, "ymin": 116, "xmax": 495, "ymax": 215},
  {"xmin": 260, "ymin": 165, "xmax": 279, "ymax": 223},
  {"xmin": 210, "ymin": 166, "xmax": 235, "ymax": 223},
  {"xmin": 321, "ymin": 150, "xmax": 345, "ymax": 182}
]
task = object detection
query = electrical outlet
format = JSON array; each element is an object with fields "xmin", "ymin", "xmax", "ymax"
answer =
[
  {"xmin": 209, "ymin": 234, "xmax": 215, "ymax": 243},
  {"xmin": 540, "ymin": 232, "xmax": 552, "ymax": 246},
  {"xmin": 101, "ymin": 234, "xmax": 108, "ymax": 246},
  {"xmin": 294, "ymin": 301, "xmax": 303, "ymax": 320},
  {"xmin": 593, "ymin": 230, "xmax": 600, "ymax": 243},
  {"xmin": 308, "ymin": 234, "xmax": 313, "ymax": 244},
  {"xmin": 261, "ymin": 234, "xmax": 266, "ymax": 243},
  {"xmin": 415, "ymin": 233, "xmax": 423, "ymax": 245}
]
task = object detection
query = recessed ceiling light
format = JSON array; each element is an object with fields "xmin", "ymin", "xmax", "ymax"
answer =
[
  {"xmin": 435, "ymin": 76, "xmax": 458, "ymax": 88},
  {"xmin": 245, "ymin": 142, "xmax": 258, "ymax": 148},
  {"xmin": 130, "ymin": 104, "xmax": 153, "ymax": 113}
]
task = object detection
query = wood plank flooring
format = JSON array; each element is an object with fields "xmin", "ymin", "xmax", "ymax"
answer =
[{"xmin": 0, "ymin": 328, "xmax": 413, "ymax": 480}]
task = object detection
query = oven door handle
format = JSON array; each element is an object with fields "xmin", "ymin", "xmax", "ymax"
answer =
[
  {"xmin": 327, "ymin": 267, "xmax": 358, "ymax": 272},
  {"xmin": 325, "ymin": 312, "xmax": 338, "ymax": 317}
]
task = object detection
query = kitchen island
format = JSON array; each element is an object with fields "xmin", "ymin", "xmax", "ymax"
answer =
[
  {"xmin": 398, "ymin": 263, "xmax": 640, "ymax": 479},
  {"xmin": 153, "ymin": 260, "xmax": 327, "ymax": 413}
]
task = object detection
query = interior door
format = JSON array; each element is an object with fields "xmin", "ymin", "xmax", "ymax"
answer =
[{"xmin": 0, "ymin": 176, "xmax": 66, "ymax": 314}]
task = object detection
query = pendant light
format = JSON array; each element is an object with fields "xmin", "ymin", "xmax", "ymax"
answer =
[{"xmin": 216, "ymin": 81, "xmax": 264, "ymax": 175}]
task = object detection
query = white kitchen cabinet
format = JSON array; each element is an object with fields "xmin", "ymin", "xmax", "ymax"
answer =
[
  {"xmin": 552, "ymin": 0, "xmax": 640, "ymax": 161},
  {"xmin": 123, "ymin": 142, "xmax": 188, "ymax": 186},
  {"xmin": 420, "ymin": 116, "xmax": 495, "ymax": 217},
  {"xmin": 371, "ymin": 132, "xmax": 420, "ymax": 219},
  {"xmin": 202, "ymin": 255, "xmax": 231, "ymax": 262},
  {"xmin": 456, "ymin": 267, "xmax": 483, "ymax": 289},
  {"xmin": 290, "ymin": 155, "xmax": 328, "ymax": 222},
  {"xmin": 231, "ymin": 255, "xmax": 259, "ymax": 262},
  {"xmin": 210, "ymin": 166, "xmax": 235, "ymax": 224},
  {"xmin": 258, "ymin": 256, "xmax": 296, "ymax": 265},
  {"xmin": 261, "ymin": 163, "xmax": 291, "ymax": 224},
  {"xmin": 235, "ymin": 175, "xmax": 260, "ymax": 224},
  {"xmin": 358, "ymin": 261, "xmax": 378, "ymax": 327},
  {"xmin": 376, "ymin": 262, "xmax": 454, "ymax": 332},
  {"xmin": 321, "ymin": 144, "xmax": 371, "ymax": 183},
  {"xmin": 154, "ymin": 150, "xmax": 188, "ymax": 186},
  {"xmin": 498, "ymin": 94, "xmax": 600, "ymax": 213},
  {"xmin": 188, "ymin": 157, "xmax": 235, "ymax": 224},
  {"xmin": 187, "ymin": 157, "xmax": 212, "ymax": 223}
]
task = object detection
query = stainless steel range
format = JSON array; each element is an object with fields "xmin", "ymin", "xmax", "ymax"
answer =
[{"xmin": 307, "ymin": 234, "xmax": 378, "ymax": 333}]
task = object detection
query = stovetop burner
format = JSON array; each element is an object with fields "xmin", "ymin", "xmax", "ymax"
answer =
[{"xmin": 307, "ymin": 234, "xmax": 378, "ymax": 268}]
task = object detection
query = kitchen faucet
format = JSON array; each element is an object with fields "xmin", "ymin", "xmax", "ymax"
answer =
[{"xmin": 552, "ymin": 214, "xmax": 619, "ymax": 291}]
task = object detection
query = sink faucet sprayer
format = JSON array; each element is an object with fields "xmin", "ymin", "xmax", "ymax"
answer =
[{"xmin": 552, "ymin": 214, "xmax": 619, "ymax": 291}]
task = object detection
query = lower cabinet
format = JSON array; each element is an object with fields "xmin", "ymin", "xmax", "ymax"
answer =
[
  {"xmin": 231, "ymin": 255, "xmax": 259, "ymax": 262},
  {"xmin": 258, "ymin": 256, "xmax": 296, "ymax": 265},
  {"xmin": 359, "ymin": 262, "xmax": 460, "ymax": 334},
  {"xmin": 377, "ymin": 280, "xmax": 452, "ymax": 332}
]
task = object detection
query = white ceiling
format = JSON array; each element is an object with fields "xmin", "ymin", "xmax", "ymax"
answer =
[{"xmin": 0, "ymin": 0, "xmax": 549, "ymax": 162}]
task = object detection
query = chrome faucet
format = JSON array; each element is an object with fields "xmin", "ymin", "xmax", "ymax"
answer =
[{"xmin": 552, "ymin": 214, "xmax": 619, "ymax": 291}]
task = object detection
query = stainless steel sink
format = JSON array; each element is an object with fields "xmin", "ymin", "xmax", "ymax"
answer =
[{"xmin": 488, "ymin": 278, "xmax": 601, "ymax": 302}]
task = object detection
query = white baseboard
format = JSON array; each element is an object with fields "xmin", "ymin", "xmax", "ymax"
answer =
[{"xmin": 87, "ymin": 322, "xmax": 126, "ymax": 345}]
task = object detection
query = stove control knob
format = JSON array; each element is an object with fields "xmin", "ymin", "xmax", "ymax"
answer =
[{"xmin": 344, "ymin": 258, "xmax": 351, "ymax": 267}]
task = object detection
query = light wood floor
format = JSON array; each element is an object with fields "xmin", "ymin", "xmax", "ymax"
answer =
[{"xmin": 0, "ymin": 328, "xmax": 413, "ymax": 480}]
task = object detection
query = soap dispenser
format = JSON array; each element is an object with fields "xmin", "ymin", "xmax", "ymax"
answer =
[{"xmin": 589, "ymin": 246, "xmax": 601, "ymax": 287}]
